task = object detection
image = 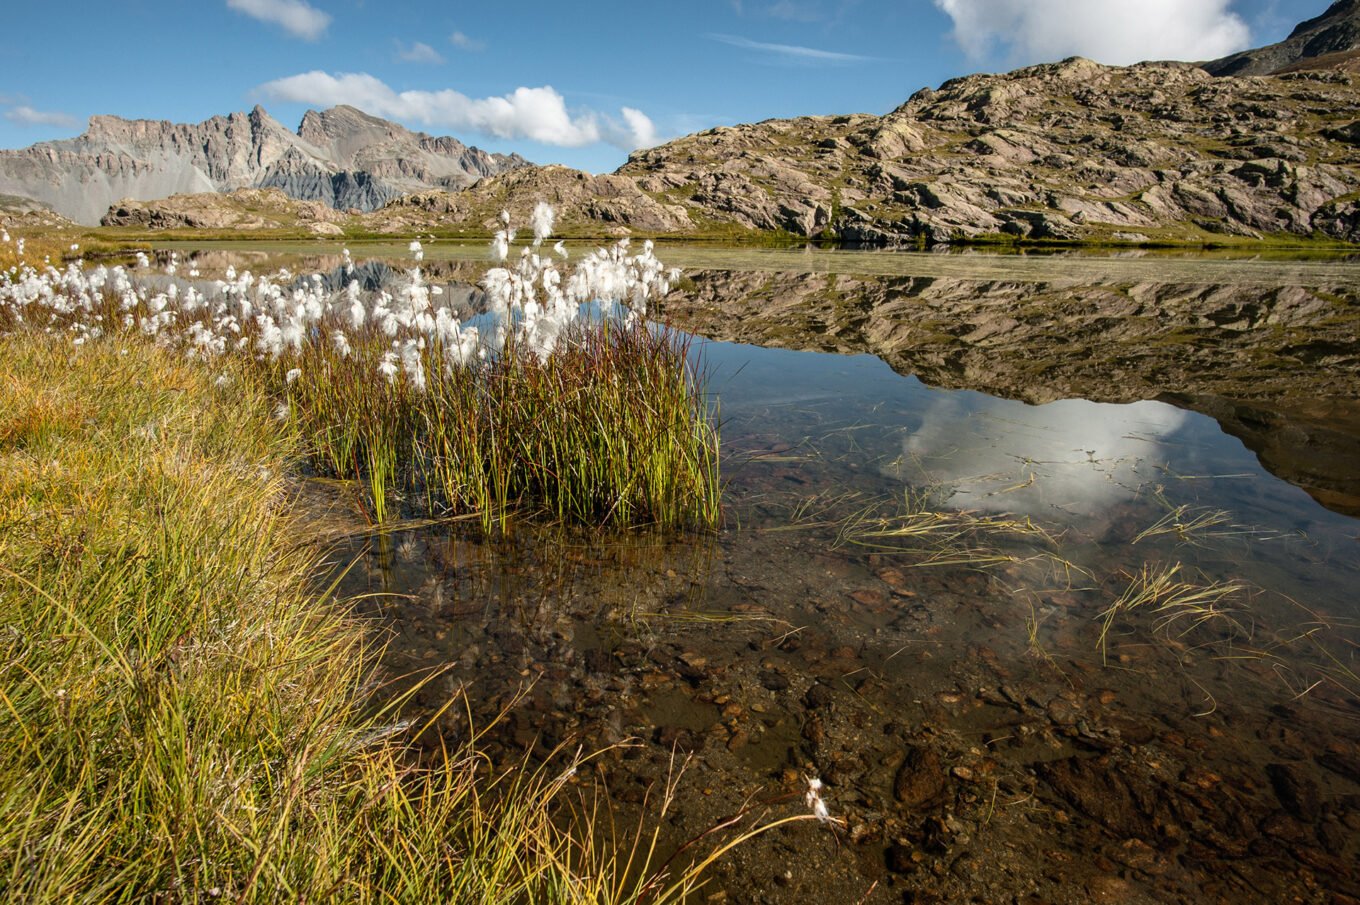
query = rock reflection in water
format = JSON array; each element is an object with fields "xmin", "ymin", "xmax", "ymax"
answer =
[{"xmin": 661, "ymin": 267, "xmax": 1360, "ymax": 516}]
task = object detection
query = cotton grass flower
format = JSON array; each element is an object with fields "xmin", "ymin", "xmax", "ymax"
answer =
[
  {"xmin": 805, "ymin": 777, "xmax": 833, "ymax": 824},
  {"xmin": 531, "ymin": 201, "xmax": 555, "ymax": 246}
]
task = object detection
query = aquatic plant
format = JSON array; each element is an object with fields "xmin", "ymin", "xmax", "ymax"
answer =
[
  {"xmin": 0, "ymin": 210, "xmax": 719, "ymax": 531},
  {"xmin": 1094, "ymin": 562, "xmax": 1249, "ymax": 664}
]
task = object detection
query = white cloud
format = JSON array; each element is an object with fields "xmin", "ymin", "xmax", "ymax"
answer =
[
  {"xmin": 4, "ymin": 105, "xmax": 78, "ymax": 128},
  {"xmin": 764, "ymin": 1, "xmax": 821, "ymax": 22},
  {"xmin": 933, "ymin": 0, "xmax": 1252, "ymax": 66},
  {"xmin": 257, "ymin": 71, "xmax": 660, "ymax": 150},
  {"xmin": 396, "ymin": 41, "xmax": 445, "ymax": 64},
  {"xmin": 618, "ymin": 108, "xmax": 659, "ymax": 149},
  {"xmin": 449, "ymin": 30, "xmax": 485, "ymax": 51},
  {"xmin": 709, "ymin": 33, "xmax": 875, "ymax": 63},
  {"xmin": 226, "ymin": 0, "xmax": 331, "ymax": 41}
]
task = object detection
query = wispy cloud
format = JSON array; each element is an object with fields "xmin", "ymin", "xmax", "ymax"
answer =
[
  {"xmin": 708, "ymin": 33, "xmax": 874, "ymax": 63},
  {"xmin": 226, "ymin": 0, "xmax": 331, "ymax": 41},
  {"xmin": 764, "ymin": 0, "xmax": 821, "ymax": 22},
  {"xmin": 933, "ymin": 0, "xmax": 1251, "ymax": 66},
  {"xmin": 4, "ymin": 105, "xmax": 79, "ymax": 128},
  {"xmin": 395, "ymin": 40, "xmax": 445, "ymax": 64},
  {"xmin": 257, "ymin": 71, "xmax": 660, "ymax": 150},
  {"xmin": 449, "ymin": 30, "xmax": 485, "ymax": 51}
]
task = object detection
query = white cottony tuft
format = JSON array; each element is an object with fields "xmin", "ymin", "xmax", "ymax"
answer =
[
  {"xmin": 0, "ymin": 202, "xmax": 678, "ymax": 406},
  {"xmin": 530, "ymin": 201, "xmax": 555, "ymax": 246},
  {"xmin": 805, "ymin": 776, "xmax": 833, "ymax": 824},
  {"xmin": 491, "ymin": 230, "xmax": 510, "ymax": 263}
]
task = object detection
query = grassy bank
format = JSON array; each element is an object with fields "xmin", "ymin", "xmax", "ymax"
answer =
[{"xmin": 0, "ymin": 335, "xmax": 716, "ymax": 902}]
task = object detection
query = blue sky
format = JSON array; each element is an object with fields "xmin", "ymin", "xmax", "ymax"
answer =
[{"xmin": 0, "ymin": 0, "xmax": 1332, "ymax": 173}]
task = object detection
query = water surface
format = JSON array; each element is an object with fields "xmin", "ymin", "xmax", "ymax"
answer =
[{"xmin": 183, "ymin": 244, "xmax": 1360, "ymax": 903}]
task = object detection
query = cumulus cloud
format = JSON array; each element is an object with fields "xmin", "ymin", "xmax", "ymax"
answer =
[
  {"xmin": 226, "ymin": 0, "xmax": 331, "ymax": 41},
  {"xmin": 4, "ymin": 105, "xmax": 78, "ymax": 128},
  {"xmin": 709, "ymin": 33, "xmax": 875, "ymax": 63},
  {"xmin": 933, "ymin": 0, "xmax": 1251, "ymax": 66},
  {"xmin": 257, "ymin": 71, "xmax": 660, "ymax": 150},
  {"xmin": 449, "ymin": 30, "xmax": 484, "ymax": 51},
  {"xmin": 396, "ymin": 41, "xmax": 444, "ymax": 64}
]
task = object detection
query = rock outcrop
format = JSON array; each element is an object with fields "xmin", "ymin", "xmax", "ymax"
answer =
[
  {"xmin": 102, "ymin": 188, "xmax": 350, "ymax": 235},
  {"xmin": 1203, "ymin": 0, "xmax": 1360, "ymax": 76},
  {"xmin": 0, "ymin": 105, "xmax": 527, "ymax": 225},
  {"xmin": 616, "ymin": 57, "xmax": 1360, "ymax": 245},
  {"xmin": 362, "ymin": 164, "xmax": 695, "ymax": 235}
]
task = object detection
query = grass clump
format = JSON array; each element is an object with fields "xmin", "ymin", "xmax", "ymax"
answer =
[
  {"xmin": 283, "ymin": 317, "xmax": 719, "ymax": 533},
  {"xmin": 1095, "ymin": 562, "xmax": 1249, "ymax": 664},
  {"xmin": 0, "ymin": 210, "xmax": 721, "ymax": 533},
  {"xmin": 0, "ymin": 334, "xmax": 744, "ymax": 902}
]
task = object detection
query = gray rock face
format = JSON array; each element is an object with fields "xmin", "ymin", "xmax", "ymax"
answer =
[
  {"xmin": 617, "ymin": 56, "xmax": 1360, "ymax": 245},
  {"xmin": 1203, "ymin": 0, "xmax": 1360, "ymax": 76},
  {"xmin": 0, "ymin": 105, "xmax": 528, "ymax": 225}
]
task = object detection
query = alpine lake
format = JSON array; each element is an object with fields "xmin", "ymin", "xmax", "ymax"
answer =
[{"xmin": 157, "ymin": 239, "xmax": 1360, "ymax": 905}]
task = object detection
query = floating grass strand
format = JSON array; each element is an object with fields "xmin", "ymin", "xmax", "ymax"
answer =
[
  {"xmin": 1095, "ymin": 562, "xmax": 1249, "ymax": 664},
  {"xmin": 1131, "ymin": 503, "xmax": 1281, "ymax": 547},
  {"xmin": 836, "ymin": 488, "xmax": 1059, "ymax": 570}
]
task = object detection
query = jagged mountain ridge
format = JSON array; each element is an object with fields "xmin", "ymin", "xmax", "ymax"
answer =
[
  {"xmin": 1203, "ymin": 0, "xmax": 1360, "ymax": 76},
  {"xmin": 0, "ymin": 105, "xmax": 528, "ymax": 225}
]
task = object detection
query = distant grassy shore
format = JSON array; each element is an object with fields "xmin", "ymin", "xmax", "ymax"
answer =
[{"xmin": 0, "ymin": 335, "xmax": 710, "ymax": 903}]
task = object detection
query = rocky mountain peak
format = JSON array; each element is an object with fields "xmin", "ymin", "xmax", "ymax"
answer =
[
  {"xmin": 298, "ymin": 105, "xmax": 404, "ymax": 146},
  {"xmin": 1204, "ymin": 0, "xmax": 1360, "ymax": 75},
  {"xmin": 0, "ymin": 104, "xmax": 529, "ymax": 224}
]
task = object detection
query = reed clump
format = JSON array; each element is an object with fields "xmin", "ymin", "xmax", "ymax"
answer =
[{"xmin": 283, "ymin": 317, "xmax": 718, "ymax": 532}]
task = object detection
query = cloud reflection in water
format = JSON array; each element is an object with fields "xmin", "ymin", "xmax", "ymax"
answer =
[{"xmin": 900, "ymin": 395, "xmax": 1189, "ymax": 519}]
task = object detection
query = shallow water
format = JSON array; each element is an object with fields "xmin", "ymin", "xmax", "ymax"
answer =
[{"xmin": 192, "ymin": 244, "xmax": 1359, "ymax": 903}]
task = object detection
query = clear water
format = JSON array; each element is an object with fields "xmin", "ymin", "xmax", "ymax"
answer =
[{"xmin": 178, "ymin": 243, "xmax": 1360, "ymax": 902}]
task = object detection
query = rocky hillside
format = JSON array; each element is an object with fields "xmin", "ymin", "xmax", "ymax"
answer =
[
  {"xmin": 102, "ymin": 188, "xmax": 352, "ymax": 235},
  {"xmin": 1203, "ymin": 0, "xmax": 1360, "ymax": 76},
  {"xmin": 68, "ymin": 5, "xmax": 1360, "ymax": 247},
  {"xmin": 101, "ymin": 60, "xmax": 1360, "ymax": 246},
  {"xmin": 616, "ymin": 57, "xmax": 1360, "ymax": 245},
  {"xmin": 365, "ymin": 164, "xmax": 695, "ymax": 235},
  {"xmin": 311, "ymin": 55, "xmax": 1360, "ymax": 247},
  {"xmin": 0, "ymin": 105, "xmax": 526, "ymax": 225}
]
